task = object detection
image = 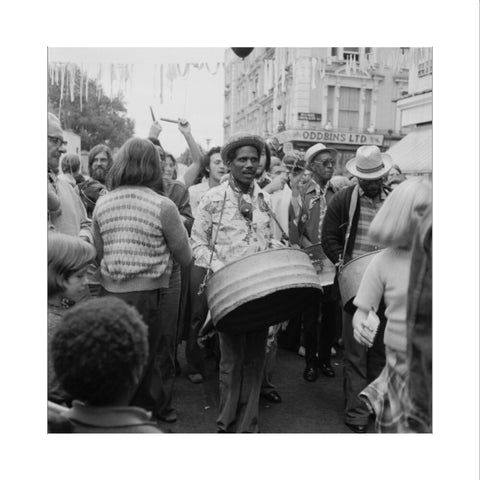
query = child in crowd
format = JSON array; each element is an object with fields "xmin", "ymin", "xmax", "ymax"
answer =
[
  {"xmin": 48, "ymin": 232, "xmax": 96, "ymax": 404},
  {"xmin": 352, "ymin": 177, "xmax": 432, "ymax": 433},
  {"xmin": 50, "ymin": 297, "xmax": 163, "ymax": 433}
]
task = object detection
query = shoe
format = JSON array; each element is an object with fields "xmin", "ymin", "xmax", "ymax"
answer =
[
  {"xmin": 156, "ymin": 409, "xmax": 178, "ymax": 423},
  {"xmin": 303, "ymin": 366, "xmax": 318, "ymax": 382},
  {"xmin": 187, "ymin": 373, "xmax": 204, "ymax": 384},
  {"xmin": 319, "ymin": 362, "xmax": 335, "ymax": 378},
  {"xmin": 261, "ymin": 391, "xmax": 282, "ymax": 404},
  {"xmin": 344, "ymin": 422, "xmax": 367, "ymax": 433}
]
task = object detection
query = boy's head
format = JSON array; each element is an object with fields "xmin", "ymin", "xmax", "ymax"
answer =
[
  {"xmin": 51, "ymin": 297, "xmax": 149, "ymax": 406},
  {"xmin": 47, "ymin": 232, "xmax": 96, "ymax": 301}
]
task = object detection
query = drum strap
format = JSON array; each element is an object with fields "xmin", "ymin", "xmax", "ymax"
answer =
[
  {"xmin": 341, "ymin": 185, "xmax": 359, "ymax": 266},
  {"xmin": 198, "ymin": 190, "xmax": 228, "ymax": 295}
]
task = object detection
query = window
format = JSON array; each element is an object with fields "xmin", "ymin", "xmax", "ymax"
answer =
[
  {"xmin": 343, "ymin": 47, "xmax": 359, "ymax": 61},
  {"xmin": 331, "ymin": 47, "xmax": 338, "ymax": 57},
  {"xmin": 363, "ymin": 89, "xmax": 372, "ymax": 128},
  {"xmin": 338, "ymin": 87, "xmax": 360, "ymax": 129},
  {"xmin": 327, "ymin": 86, "xmax": 335, "ymax": 124}
]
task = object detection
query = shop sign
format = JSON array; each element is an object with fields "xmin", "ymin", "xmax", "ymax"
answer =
[
  {"xmin": 298, "ymin": 112, "xmax": 322, "ymax": 122},
  {"xmin": 276, "ymin": 129, "xmax": 384, "ymax": 146}
]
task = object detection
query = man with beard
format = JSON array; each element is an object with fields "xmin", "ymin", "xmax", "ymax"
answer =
[
  {"xmin": 77, "ymin": 145, "xmax": 111, "ymax": 217},
  {"xmin": 322, "ymin": 145, "xmax": 392, "ymax": 433},
  {"xmin": 191, "ymin": 132, "xmax": 280, "ymax": 433},
  {"xmin": 47, "ymin": 113, "xmax": 92, "ymax": 242}
]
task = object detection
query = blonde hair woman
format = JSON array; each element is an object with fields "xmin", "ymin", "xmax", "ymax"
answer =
[{"xmin": 352, "ymin": 177, "xmax": 432, "ymax": 432}]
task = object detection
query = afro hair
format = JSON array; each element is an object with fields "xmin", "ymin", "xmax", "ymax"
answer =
[{"xmin": 51, "ymin": 297, "xmax": 149, "ymax": 406}]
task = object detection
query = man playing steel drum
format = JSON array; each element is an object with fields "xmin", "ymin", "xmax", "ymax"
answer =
[
  {"xmin": 191, "ymin": 132, "xmax": 280, "ymax": 433},
  {"xmin": 322, "ymin": 145, "xmax": 392, "ymax": 433}
]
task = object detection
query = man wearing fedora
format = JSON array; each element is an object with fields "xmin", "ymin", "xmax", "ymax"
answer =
[
  {"xmin": 322, "ymin": 145, "xmax": 392, "ymax": 433},
  {"xmin": 292, "ymin": 143, "xmax": 341, "ymax": 383},
  {"xmin": 191, "ymin": 132, "xmax": 280, "ymax": 433}
]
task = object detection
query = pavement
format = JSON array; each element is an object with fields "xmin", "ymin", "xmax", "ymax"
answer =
[{"xmin": 163, "ymin": 342, "xmax": 371, "ymax": 433}]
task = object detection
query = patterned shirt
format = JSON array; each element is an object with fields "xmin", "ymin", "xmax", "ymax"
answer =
[
  {"xmin": 351, "ymin": 186, "xmax": 387, "ymax": 259},
  {"xmin": 188, "ymin": 179, "xmax": 210, "ymax": 217},
  {"xmin": 316, "ymin": 181, "xmax": 331, "ymax": 240},
  {"xmin": 191, "ymin": 180, "xmax": 278, "ymax": 272}
]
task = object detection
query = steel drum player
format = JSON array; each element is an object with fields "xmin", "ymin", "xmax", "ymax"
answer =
[{"xmin": 190, "ymin": 132, "xmax": 282, "ymax": 433}]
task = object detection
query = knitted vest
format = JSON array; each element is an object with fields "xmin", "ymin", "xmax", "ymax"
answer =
[{"xmin": 94, "ymin": 186, "xmax": 173, "ymax": 292}]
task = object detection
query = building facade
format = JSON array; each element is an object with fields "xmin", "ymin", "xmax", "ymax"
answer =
[
  {"xmin": 388, "ymin": 47, "xmax": 432, "ymax": 175},
  {"xmin": 223, "ymin": 47, "xmax": 410, "ymax": 173}
]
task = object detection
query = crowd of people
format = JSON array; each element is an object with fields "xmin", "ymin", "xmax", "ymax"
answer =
[{"xmin": 47, "ymin": 110, "xmax": 432, "ymax": 434}]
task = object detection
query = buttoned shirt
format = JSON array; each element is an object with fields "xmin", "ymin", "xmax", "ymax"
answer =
[
  {"xmin": 351, "ymin": 186, "xmax": 387, "ymax": 258},
  {"xmin": 188, "ymin": 178, "xmax": 210, "ymax": 217},
  {"xmin": 191, "ymin": 180, "xmax": 278, "ymax": 272}
]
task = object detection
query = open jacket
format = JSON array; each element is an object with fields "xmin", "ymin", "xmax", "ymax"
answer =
[
  {"xmin": 297, "ymin": 179, "xmax": 338, "ymax": 247},
  {"xmin": 321, "ymin": 185, "xmax": 360, "ymax": 266}
]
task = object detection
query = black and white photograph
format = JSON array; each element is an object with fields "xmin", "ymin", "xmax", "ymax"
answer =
[
  {"xmin": 46, "ymin": 46, "xmax": 434, "ymax": 435},
  {"xmin": 3, "ymin": 1, "xmax": 479, "ymax": 479}
]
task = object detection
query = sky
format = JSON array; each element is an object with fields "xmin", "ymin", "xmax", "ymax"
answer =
[{"xmin": 48, "ymin": 48, "xmax": 226, "ymax": 156}]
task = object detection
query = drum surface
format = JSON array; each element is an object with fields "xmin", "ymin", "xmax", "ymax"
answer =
[
  {"xmin": 206, "ymin": 248, "xmax": 322, "ymax": 333},
  {"xmin": 338, "ymin": 250, "xmax": 383, "ymax": 306},
  {"xmin": 303, "ymin": 243, "xmax": 336, "ymax": 286}
]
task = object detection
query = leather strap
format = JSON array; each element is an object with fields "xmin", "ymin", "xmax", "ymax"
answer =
[{"xmin": 341, "ymin": 185, "xmax": 359, "ymax": 265}]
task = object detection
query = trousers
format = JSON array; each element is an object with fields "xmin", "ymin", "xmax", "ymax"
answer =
[
  {"xmin": 342, "ymin": 305, "xmax": 386, "ymax": 426},
  {"xmin": 217, "ymin": 328, "xmax": 268, "ymax": 433},
  {"xmin": 303, "ymin": 286, "xmax": 338, "ymax": 368},
  {"xmin": 186, "ymin": 264, "xmax": 209, "ymax": 375},
  {"xmin": 100, "ymin": 287, "xmax": 166, "ymax": 414}
]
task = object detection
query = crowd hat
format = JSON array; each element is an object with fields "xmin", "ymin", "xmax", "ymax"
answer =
[
  {"xmin": 48, "ymin": 112, "xmax": 63, "ymax": 138},
  {"xmin": 220, "ymin": 132, "xmax": 265, "ymax": 163},
  {"xmin": 346, "ymin": 145, "xmax": 393, "ymax": 180},
  {"xmin": 304, "ymin": 143, "xmax": 338, "ymax": 166}
]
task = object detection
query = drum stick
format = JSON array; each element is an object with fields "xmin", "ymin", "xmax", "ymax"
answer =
[
  {"xmin": 160, "ymin": 117, "xmax": 179, "ymax": 124},
  {"xmin": 149, "ymin": 106, "xmax": 156, "ymax": 122},
  {"xmin": 160, "ymin": 117, "xmax": 189, "ymax": 126}
]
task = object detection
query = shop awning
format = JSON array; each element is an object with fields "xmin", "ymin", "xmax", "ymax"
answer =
[{"xmin": 386, "ymin": 125, "xmax": 432, "ymax": 174}]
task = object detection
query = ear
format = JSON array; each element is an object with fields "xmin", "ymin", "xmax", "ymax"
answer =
[{"xmin": 57, "ymin": 273, "xmax": 70, "ymax": 292}]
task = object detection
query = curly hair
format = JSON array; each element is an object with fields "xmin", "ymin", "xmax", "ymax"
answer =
[
  {"xmin": 200, "ymin": 146, "xmax": 221, "ymax": 178},
  {"xmin": 51, "ymin": 297, "xmax": 149, "ymax": 406},
  {"xmin": 48, "ymin": 232, "xmax": 96, "ymax": 296}
]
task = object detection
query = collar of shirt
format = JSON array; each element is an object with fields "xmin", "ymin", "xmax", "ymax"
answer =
[
  {"xmin": 64, "ymin": 400, "xmax": 154, "ymax": 427},
  {"xmin": 358, "ymin": 185, "xmax": 388, "ymax": 202}
]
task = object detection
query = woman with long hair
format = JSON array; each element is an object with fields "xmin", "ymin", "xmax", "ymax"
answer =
[{"xmin": 93, "ymin": 137, "xmax": 192, "ymax": 423}]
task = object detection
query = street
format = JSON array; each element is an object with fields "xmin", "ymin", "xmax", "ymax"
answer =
[{"xmin": 168, "ymin": 343, "xmax": 370, "ymax": 433}]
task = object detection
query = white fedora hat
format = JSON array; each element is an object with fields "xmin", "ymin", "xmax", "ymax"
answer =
[
  {"xmin": 346, "ymin": 145, "xmax": 393, "ymax": 180},
  {"xmin": 304, "ymin": 142, "xmax": 338, "ymax": 166}
]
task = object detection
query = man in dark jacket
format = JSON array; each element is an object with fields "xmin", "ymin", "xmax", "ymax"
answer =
[
  {"xmin": 293, "ymin": 143, "xmax": 340, "ymax": 382},
  {"xmin": 321, "ymin": 145, "xmax": 392, "ymax": 433}
]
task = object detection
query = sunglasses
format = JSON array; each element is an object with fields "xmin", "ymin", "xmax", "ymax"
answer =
[
  {"xmin": 48, "ymin": 136, "xmax": 67, "ymax": 147},
  {"xmin": 312, "ymin": 159, "xmax": 336, "ymax": 167}
]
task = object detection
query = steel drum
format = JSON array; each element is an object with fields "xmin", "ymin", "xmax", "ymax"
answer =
[
  {"xmin": 303, "ymin": 243, "xmax": 336, "ymax": 287},
  {"xmin": 337, "ymin": 250, "xmax": 383, "ymax": 306},
  {"xmin": 206, "ymin": 248, "xmax": 322, "ymax": 334}
]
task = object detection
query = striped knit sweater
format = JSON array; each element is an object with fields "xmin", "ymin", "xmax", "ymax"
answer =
[{"xmin": 93, "ymin": 186, "xmax": 191, "ymax": 293}]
